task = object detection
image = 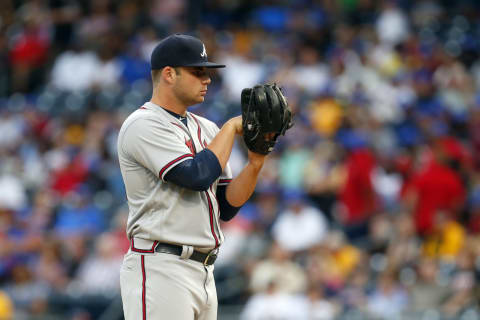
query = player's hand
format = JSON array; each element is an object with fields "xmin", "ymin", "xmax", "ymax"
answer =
[{"xmin": 227, "ymin": 116, "xmax": 243, "ymax": 135}]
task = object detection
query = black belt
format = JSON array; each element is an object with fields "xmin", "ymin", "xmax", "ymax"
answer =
[{"xmin": 155, "ymin": 243, "xmax": 218, "ymax": 266}]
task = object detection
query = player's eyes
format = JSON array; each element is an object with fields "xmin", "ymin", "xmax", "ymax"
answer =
[
  {"xmin": 193, "ymin": 71, "xmax": 207, "ymax": 77},
  {"xmin": 189, "ymin": 69, "xmax": 208, "ymax": 78}
]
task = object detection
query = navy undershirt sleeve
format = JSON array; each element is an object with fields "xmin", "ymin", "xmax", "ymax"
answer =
[
  {"xmin": 216, "ymin": 185, "xmax": 241, "ymax": 221},
  {"xmin": 165, "ymin": 149, "xmax": 221, "ymax": 191}
]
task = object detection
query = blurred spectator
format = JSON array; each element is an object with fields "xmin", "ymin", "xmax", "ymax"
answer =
[
  {"xmin": 4, "ymin": 264, "xmax": 49, "ymax": 315},
  {"xmin": 218, "ymin": 39, "xmax": 265, "ymax": 103},
  {"xmin": 337, "ymin": 145, "xmax": 377, "ymax": 240},
  {"xmin": 278, "ymin": 141, "xmax": 311, "ymax": 190},
  {"xmin": 49, "ymin": 42, "xmax": 102, "ymax": 91},
  {"xmin": 149, "ymin": 0, "xmax": 185, "ymax": 31},
  {"xmin": 422, "ymin": 209, "xmax": 466, "ymax": 262},
  {"xmin": 272, "ymin": 190, "xmax": 328, "ymax": 252},
  {"xmin": 34, "ymin": 238, "xmax": 69, "ymax": 291},
  {"xmin": 0, "ymin": 174, "xmax": 27, "ymax": 212},
  {"xmin": 88, "ymin": 37, "xmax": 123, "ymax": 90},
  {"xmin": 9, "ymin": 1, "xmax": 50, "ymax": 93},
  {"xmin": 48, "ymin": 0, "xmax": 81, "ymax": 53},
  {"xmin": 291, "ymin": 45, "xmax": 330, "ymax": 96},
  {"xmin": 375, "ymin": 1, "xmax": 409, "ymax": 46},
  {"xmin": 68, "ymin": 233, "xmax": 122, "ymax": 296},
  {"xmin": 215, "ymin": 211, "xmax": 254, "ymax": 268},
  {"xmin": 309, "ymin": 98, "xmax": 344, "ymax": 138},
  {"xmin": 306, "ymin": 285, "xmax": 339, "ymax": 320},
  {"xmin": 303, "ymin": 141, "xmax": 344, "ymax": 220},
  {"xmin": 402, "ymin": 143, "xmax": 466, "ymax": 235},
  {"xmin": 386, "ymin": 213, "xmax": 420, "ymax": 269},
  {"xmin": 366, "ymin": 213, "xmax": 393, "ymax": 254},
  {"xmin": 338, "ymin": 266, "xmax": 370, "ymax": 312},
  {"xmin": 249, "ymin": 185, "xmax": 281, "ymax": 234},
  {"xmin": 0, "ymin": 111, "xmax": 26, "ymax": 155},
  {"xmin": 0, "ymin": 290, "xmax": 13, "ymax": 320},
  {"xmin": 366, "ymin": 271, "xmax": 409, "ymax": 319},
  {"xmin": 77, "ymin": 0, "xmax": 114, "ymax": 48},
  {"xmin": 240, "ymin": 281, "xmax": 308, "ymax": 320},
  {"xmin": 249, "ymin": 241, "xmax": 307, "ymax": 295},
  {"xmin": 372, "ymin": 153, "xmax": 403, "ymax": 211},
  {"xmin": 118, "ymin": 28, "xmax": 155, "ymax": 86},
  {"xmin": 306, "ymin": 230, "xmax": 362, "ymax": 295},
  {"xmin": 442, "ymin": 247, "xmax": 478, "ymax": 319},
  {"xmin": 407, "ymin": 258, "xmax": 449, "ymax": 314},
  {"xmin": 53, "ymin": 187, "xmax": 105, "ymax": 238}
]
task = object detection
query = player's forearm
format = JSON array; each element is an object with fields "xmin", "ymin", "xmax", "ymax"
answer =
[
  {"xmin": 207, "ymin": 120, "xmax": 237, "ymax": 170},
  {"xmin": 225, "ymin": 159, "xmax": 265, "ymax": 207}
]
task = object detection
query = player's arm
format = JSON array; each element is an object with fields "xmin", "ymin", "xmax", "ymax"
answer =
[
  {"xmin": 206, "ymin": 116, "xmax": 242, "ymax": 170},
  {"xmin": 225, "ymin": 151, "xmax": 266, "ymax": 207},
  {"xmin": 211, "ymin": 117, "xmax": 266, "ymax": 213},
  {"xmin": 164, "ymin": 116, "xmax": 242, "ymax": 191},
  {"xmin": 216, "ymin": 151, "xmax": 266, "ymax": 221},
  {"xmin": 164, "ymin": 149, "xmax": 221, "ymax": 191}
]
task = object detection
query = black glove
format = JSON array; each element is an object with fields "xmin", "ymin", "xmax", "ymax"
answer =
[{"xmin": 241, "ymin": 83, "xmax": 293, "ymax": 155}]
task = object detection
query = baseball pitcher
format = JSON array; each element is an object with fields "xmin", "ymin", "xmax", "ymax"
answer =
[{"xmin": 117, "ymin": 34, "xmax": 292, "ymax": 320}]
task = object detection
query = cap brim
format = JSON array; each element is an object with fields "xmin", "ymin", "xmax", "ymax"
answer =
[{"xmin": 184, "ymin": 61, "xmax": 226, "ymax": 68}]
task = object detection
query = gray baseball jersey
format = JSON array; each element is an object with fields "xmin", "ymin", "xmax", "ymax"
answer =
[{"xmin": 117, "ymin": 101, "xmax": 232, "ymax": 251}]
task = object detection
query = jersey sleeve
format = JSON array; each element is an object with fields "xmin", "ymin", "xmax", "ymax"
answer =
[
  {"xmin": 218, "ymin": 163, "xmax": 233, "ymax": 186},
  {"xmin": 191, "ymin": 114, "xmax": 234, "ymax": 186},
  {"xmin": 164, "ymin": 149, "xmax": 222, "ymax": 191},
  {"xmin": 121, "ymin": 117, "xmax": 194, "ymax": 180}
]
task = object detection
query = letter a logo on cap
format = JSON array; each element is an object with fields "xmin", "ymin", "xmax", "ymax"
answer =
[{"xmin": 200, "ymin": 44, "xmax": 207, "ymax": 58}]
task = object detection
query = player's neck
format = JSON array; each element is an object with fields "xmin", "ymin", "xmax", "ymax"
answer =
[{"xmin": 150, "ymin": 92, "xmax": 187, "ymax": 117}]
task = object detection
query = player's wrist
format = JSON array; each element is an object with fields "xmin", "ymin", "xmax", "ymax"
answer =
[
  {"xmin": 225, "ymin": 116, "xmax": 242, "ymax": 135},
  {"xmin": 247, "ymin": 152, "xmax": 266, "ymax": 169}
]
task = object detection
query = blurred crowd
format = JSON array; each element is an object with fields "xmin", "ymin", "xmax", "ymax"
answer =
[{"xmin": 1, "ymin": 0, "xmax": 480, "ymax": 319}]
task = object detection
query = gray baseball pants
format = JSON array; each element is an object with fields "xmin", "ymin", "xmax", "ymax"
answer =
[{"xmin": 120, "ymin": 239, "xmax": 217, "ymax": 320}]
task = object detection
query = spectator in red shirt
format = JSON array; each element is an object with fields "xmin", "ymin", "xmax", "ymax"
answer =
[
  {"xmin": 338, "ymin": 146, "xmax": 378, "ymax": 240},
  {"xmin": 402, "ymin": 141, "xmax": 466, "ymax": 235},
  {"xmin": 9, "ymin": 8, "xmax": 50, "ymax": 93}
]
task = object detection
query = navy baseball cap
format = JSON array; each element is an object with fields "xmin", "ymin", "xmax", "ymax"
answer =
[{"xmin": 151, "ymin": 34, "xmax": 225, "ymax": 70}]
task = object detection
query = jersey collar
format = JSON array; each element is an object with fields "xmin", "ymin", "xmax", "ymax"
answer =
[{"xmin": 144, "ymin": 102, "xmax": 188, "ymax": 126}]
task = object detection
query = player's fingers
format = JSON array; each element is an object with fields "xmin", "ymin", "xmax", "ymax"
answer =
[{"xmin": 264, "ymin": 132, "xmax": 276, "ymax": 141}]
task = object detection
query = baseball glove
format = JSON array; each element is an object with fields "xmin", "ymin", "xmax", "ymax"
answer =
[{"xmin": 241, "ymin": 83, "xmax": 293, "ymax": 155}]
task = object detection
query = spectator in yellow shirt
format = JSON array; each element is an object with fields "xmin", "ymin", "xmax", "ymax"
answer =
[
  {"xmin": 422, "ymin": 209, "xmax": 465, "ymax": 261},
  {"xmin": 0, "ymin": 290, "xmax": 13, "ymax": 320}
]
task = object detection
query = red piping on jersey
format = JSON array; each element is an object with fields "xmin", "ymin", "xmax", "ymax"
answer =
[
  {"xmin": 191, "ymin": 114, "xmax": 206, "ymax": 149},
  {"xmin": 204, "ymin": 191, "xmax": 219, "ymax": 248},
  {"xmin": 141, "ymin": 255, "xmax": 147, "ymax": 320},
  {"xmin": 159, "ymin": 154, "xmax": 194, "ymax": 180},
  {"xmin": 171, "ymin": 122, "xmax": 185, "ymax": 131},
  {"xmin": 210, "ymin": 185, "xmax": 220, "ymax": 220},
  {"xmin": 219, "ymin": 179, "xmax": 232, "ymax": 184},
  {"xmin": 171, "ymin": 122, "xmax": 197, "ymax": 154},
  {"xmin": 131, "ymin": 239, "xmax": 159, "ymax": 253}
]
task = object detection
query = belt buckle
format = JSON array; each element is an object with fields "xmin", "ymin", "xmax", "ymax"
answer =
[{"xmin": 203, "ymin": 249, "xmax": 218, "ymax": 266}]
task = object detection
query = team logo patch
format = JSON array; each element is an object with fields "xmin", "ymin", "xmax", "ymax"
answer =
[
  {"xmin": 200, "ymin": 44, "xmax": 207, "ymax": 58},
  {"xmin": 185, "ymin": 138, "xmax": 196, "ymax": 154}
]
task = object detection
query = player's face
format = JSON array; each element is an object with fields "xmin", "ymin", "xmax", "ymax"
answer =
[{"xmin": 173, "ymin": 67, "xmax": 212, "ymax": 106}]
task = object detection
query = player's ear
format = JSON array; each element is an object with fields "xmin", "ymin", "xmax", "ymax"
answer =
[{"xmin": 162, "ymin": 66, "xmax": 177, "ymax": 84}]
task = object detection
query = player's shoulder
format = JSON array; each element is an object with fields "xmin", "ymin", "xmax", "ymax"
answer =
[{"xmin": 120, "ymin": 105, "xmax": 171, "ymax": 133}]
